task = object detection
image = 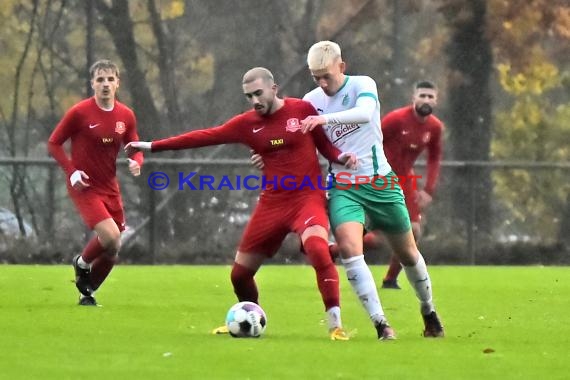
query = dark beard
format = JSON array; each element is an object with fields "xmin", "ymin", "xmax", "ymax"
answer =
[{"xmin": 415, "ymin": 104, "xmax": 433, "ymax": 117}]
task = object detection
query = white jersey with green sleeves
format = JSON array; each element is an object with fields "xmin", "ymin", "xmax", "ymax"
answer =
[{"xmin": 303, "ymin": 75, "xmax": 392, "ymax": 183}]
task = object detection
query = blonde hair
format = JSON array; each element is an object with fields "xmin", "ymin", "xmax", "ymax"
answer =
[
  {"xmin": 307, "ymin": 41, "xmax": 342, "ymax": 70},
  {"xmin": 242, "ymin": 67, "xmax": 275, "ymax": 85}
]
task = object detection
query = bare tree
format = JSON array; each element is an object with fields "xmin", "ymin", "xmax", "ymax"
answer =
[
  {"xmin": 440, "ymin": 0, "xmax": 493, "ymax": 237},
  {"xmin": 147, "ymin": 0, "xmax": 182, "ymax": 128},
  {"xmin": 4, "ymin": 0, "xmax": 40, "ymax": 236},
  {"xmin": 93, "ymin": 0, "xmax": 161, "ymax": 137}
]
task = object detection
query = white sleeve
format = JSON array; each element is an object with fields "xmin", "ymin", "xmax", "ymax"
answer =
[{"xmin": 323, "ymin": 95, "xmax": 377, "ymax": 125}]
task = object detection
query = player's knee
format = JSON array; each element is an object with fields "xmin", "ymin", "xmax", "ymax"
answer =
[
  {"xmin": 231, "ymin": 263, "xmax": 255, "ymax": 286},
  {"xmin": 397, "ymin": 248, "xmax": 419, "ymax": 266},
  {"xmin": 109, "ymin": 240, "xmax": 121, "ymax": 256},
  {"xmin": 99, "ymin": 233, "xmax": 121, "ymax": 255},
  {"xmin": 303, "ymin": 236, "xmax": 333, "ymax": 269},
  {"xmin": 336, "ymin": 241, "xmax": 361, "ymax": 259},
  {"xmin": 309, "ymin": 254, "xmax": 334, "ymax": 271},
  {"xmin": 230, "ymin": 266, "xmax": 242, "ymax": 286}
]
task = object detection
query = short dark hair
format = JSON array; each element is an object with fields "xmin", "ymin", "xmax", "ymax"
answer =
[
  {"xmin": 242, "ymin": 67, "xmax": 274, "ymax": 85},
  {"xmin": 89, "ymin": 60, "xmax": 120, "ymax": 79},
  {"xmin": 415, "ymin": 80, "xmax": 436, "ymax": 90}
]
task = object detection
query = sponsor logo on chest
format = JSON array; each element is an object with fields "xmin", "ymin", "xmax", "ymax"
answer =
[{"xmin": 330, "ymin": 123, "xmax": 359, "ymax": 139}]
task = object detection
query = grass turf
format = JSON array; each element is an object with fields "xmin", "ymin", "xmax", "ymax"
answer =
[{"xmin": 0, "ymin": 265, "xmax": 568, "ymax": 379}]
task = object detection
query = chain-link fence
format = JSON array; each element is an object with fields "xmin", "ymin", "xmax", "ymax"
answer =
[{"xmin": 1, "ymin": 158, "xmax": 568, "ymax": 265}]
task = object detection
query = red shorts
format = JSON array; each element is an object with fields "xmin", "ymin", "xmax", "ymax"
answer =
[
  {"xmin": 69, "ymin": 188, "xmax": 126, "ymax": 231},
  {"xmin": 402, "ymin": 183, "xmax": 421, "ymax": 223},
  {"xmin": 238, "ymin": 191, "xmax": 329, "ymax": 257}
]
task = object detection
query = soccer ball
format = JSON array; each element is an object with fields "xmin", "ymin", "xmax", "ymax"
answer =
[{"xmin": 225, "ymin": 301, "xmax": 267, "ymax": 338}]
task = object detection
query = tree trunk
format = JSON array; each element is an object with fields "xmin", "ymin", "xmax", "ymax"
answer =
[
  {"xmin": 93, "ymin": 0, "xmax": 161, "ymax": 137},
  {"xmin": 442, "ymin": 0, "xmax": 493, "ymax": 239},
  {"xmin": 147, "ymin": 0, "xmax": 182, "ymax": 128},
  {"xmin": 85, "ymin": 0, "xmax": 95, "ymax": 97},
  {"xmin": 389, "ymin": 0, "xmax": 407, "ymax": 107}
]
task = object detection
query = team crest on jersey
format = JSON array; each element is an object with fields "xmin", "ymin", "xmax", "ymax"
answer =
[
  {"xmin": 342, "ymin": 94, "xmax": 350, "ymax": 106},
  {"xmin": 285, "ymin": 118, "xmax": 302, "ymax": 132},
  {"xmin": 422, "ymin": 132, "xmax": 431, "ymax": 143},
  {"xmin": 115, "ymin": 121, "xmax": 126, "ymax": 134}
]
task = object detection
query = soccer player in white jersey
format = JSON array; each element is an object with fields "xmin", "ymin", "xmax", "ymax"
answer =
[{"xmin": 301, "ymin": 41, "xmax": 444, "ymax": 339}]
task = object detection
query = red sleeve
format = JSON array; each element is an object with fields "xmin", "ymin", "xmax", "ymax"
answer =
[
  {"xmin": 311, "ymin": 126, "xmax": 342, "ymax": 164},
  {"xmin": 129, "ymin": 151, "xmax": 144, "ymax": 167},
  {"xmin": 380, "ymin": 110, "xmax": 400, "ymax": 141},
  {"xmin": 151, "ymin": 116, "xmax": 244, "ymax": 152},
  {"xmin": 47, "ymin": 108, "xmax": 78, "ymax": 177},
  {"xmin": 123, "ymin": 110, "xmax": 144, "ymax": 166},
  {"xmin": 424, "ymin": 123, "xmax": 443, "ymax": 195}
]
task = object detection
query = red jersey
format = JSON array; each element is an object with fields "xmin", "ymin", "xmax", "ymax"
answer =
[
  {"xmin": 48, "ymin": 97, "xmax": 143, "ymax": 196},
  {"xmin": 152, "ymin": 98, "xmax": 342, "ymax": 197},
  {"xmin": 381, "ymin": 106, "xmax": 443, "ymax": 195}
]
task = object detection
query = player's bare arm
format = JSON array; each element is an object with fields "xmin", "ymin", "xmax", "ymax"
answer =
[
  {"xmin": 127, "ymin": 158, "xmax": 141, "ymax": 177},
  {"xmin": 300, "ymin": 115, "xmax": 327, "ymax": 134},
  {"xmin": 124, "ymin": 141, "xmax": 152, "ymax": 156},
  {"xmin": 416, "ymin": 190, "xmax": 433, "ymax": 210},
  {"xmin": 250, "ymin": 152, "xmax": 264, "ymax": 170},
  {"xmin": 338, "ymin": 152, "xmax": 358, "ymax": 170}
]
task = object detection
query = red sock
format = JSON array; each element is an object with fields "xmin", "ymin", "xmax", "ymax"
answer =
[
  {"xmin": 81, "ymin": 236, "xmax": 106, "ymax": 263},
  {"xmin": 384, "ymin": 254, "xmax": 402, "ymax": 281},
  {"xmin": 303, "ymin": 236, "xmax": 340, "ymax": 310},
  {"xmin": 231, "ymin": 263, "xmax": 258, "ymax": 304},
  {"xmin": 90, "ymin": 254, "xmax": 118, "ymax": 291}
]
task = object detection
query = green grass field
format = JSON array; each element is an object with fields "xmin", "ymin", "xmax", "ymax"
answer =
[{"xmin": 0, "ymin": 265, "xmax": 568, "ymax": 379}]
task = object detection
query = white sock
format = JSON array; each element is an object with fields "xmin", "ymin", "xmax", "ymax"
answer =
[
  {"xmin": 341, "ymin": 255, "xmax": 385, "ymax": 325},
  {"xmin": 77, "ymin": 256, "xmax": 90, "ymax": 269},
  {"xmin": 327, "ymin": 306, "xmax": 342, "ymax": 330},
  {"xmin": 403, "ymin": 253, "xmax": 435, "ymax": 315}
]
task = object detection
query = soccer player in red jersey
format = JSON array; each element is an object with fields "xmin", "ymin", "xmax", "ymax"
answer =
[
  {"xmin": 126, "ymin": 67, "xmax": 357, "ymax": 340},
  {"xmin": 330, "ymin": 81, "xmax": 444, "ymax": 289},
  {"xmin": 48, "ymin": 60, "xmax": 144, "ymax": 306}
]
